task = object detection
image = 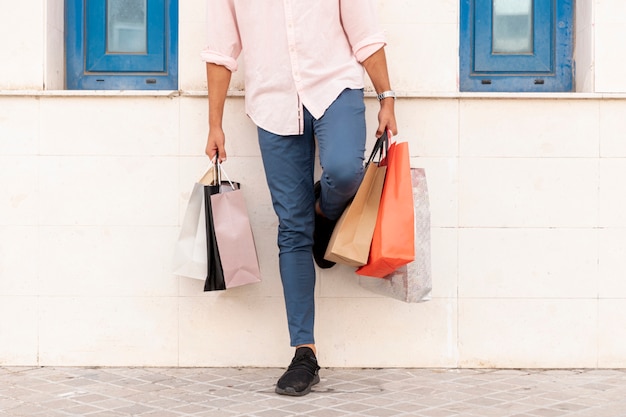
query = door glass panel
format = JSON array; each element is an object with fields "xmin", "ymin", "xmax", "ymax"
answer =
[
  {"xmin": 492, "ymin": 0, "xmax": 533, "ymax": 54},
  {"xmin": 107, "ymin": 0, "xmax": 147, "ymax": 53}
]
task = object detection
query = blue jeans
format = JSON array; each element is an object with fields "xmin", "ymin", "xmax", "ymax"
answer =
[{"xmin": 257, "ymin": 88, "xmax": 367, "ymax": 346}]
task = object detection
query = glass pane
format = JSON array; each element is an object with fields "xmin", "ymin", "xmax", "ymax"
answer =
[
  {"xmin": 492, "ymin": 0, "xmax": 533, "ymax": 54},
  {"xmin": 107, "ymin": 0, "xmax": 147, "ymax": 53}
]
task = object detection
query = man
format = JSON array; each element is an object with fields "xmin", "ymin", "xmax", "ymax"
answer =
[{"xmin": 202, "ymin": 0, "xmax": 398, "ymax": 396}]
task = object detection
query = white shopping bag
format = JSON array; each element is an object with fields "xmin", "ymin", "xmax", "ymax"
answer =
[{"xmin": 172, "ymin": 182, "xmax": 208, "ymax": 280}]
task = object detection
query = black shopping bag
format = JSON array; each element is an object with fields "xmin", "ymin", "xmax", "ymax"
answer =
[{"xmin": 203, "ymin": 183, "xmax": 226, "ymax": 291}]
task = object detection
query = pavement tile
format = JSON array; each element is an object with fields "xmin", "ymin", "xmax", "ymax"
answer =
[{"xmin": 2, "ymin": 368, "xmax": 626, "ymax": 417}]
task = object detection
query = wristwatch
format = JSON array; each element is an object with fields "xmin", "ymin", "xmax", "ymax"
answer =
[{"xmin": 376, "ymin": 90, "xmax": 396, "ymax": 101}]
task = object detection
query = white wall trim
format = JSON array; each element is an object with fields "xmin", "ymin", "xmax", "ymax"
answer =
[{"xmin": 4, "ymin": 90, "xmax": 626, "ymax": 100}]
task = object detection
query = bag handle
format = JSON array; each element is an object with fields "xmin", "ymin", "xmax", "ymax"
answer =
[
  {"xmin": 211, "ymin": 153, "xmax": 237, "ymax": 192},
  {"xmin": 366, "ymin": 130, "xmax": 389, "ymax": 166}
]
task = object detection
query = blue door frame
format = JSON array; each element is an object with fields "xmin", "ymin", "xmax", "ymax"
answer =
[
  {"xmin": 66, "ymin": 0, "xmax": 178, "ymax": 90},
  {"xmin": 460, "ymin": 0, "xmax": 573, "ymax": 92}
]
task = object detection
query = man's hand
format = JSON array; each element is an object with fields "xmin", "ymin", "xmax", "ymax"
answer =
[
  {"xmin": 377, "ymin": 99, "xmax": 398, "ymax": 138},
  {"xmin": 206, "ymin": 128, "xmax": 227, "ymax": 162}
]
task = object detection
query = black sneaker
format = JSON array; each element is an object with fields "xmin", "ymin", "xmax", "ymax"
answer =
[
  {"xmin": 313, "ymin": 181, "xmax": 337, "ymax": 269},
  {"xmin": 275, "ymin": 347, "xmax": 321, "ymax": 396}
]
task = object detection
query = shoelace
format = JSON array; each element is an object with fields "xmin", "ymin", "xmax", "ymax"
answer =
[{"xmin": 287, "ymin": 354, "xmax": 320, "ymax": 374}]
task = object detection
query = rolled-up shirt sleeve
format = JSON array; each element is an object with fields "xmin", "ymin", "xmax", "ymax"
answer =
[
  {"xmin": 200, "ymin": 0, "xmax": 242, "ymax": 72},
  {"xmin": 340, "ymin": 0, "xmax": 386, "ymax": 62}
]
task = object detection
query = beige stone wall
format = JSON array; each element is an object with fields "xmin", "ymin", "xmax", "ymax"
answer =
[{"xmin": 2, "ymin": 1, "xmax": 626, "ymax": 367}]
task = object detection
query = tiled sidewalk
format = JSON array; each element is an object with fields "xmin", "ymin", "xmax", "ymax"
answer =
[{"xmin": 1, "ymin": 367, "xmax": 626, "ymax": 417}]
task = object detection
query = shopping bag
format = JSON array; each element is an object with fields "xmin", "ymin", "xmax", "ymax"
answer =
[
  {"xmin": 173, "ymin": 162, "xmax": 262, "ymax": 292},
  {"xmin": 324, "ymin": 132, "xmax": 388, "ymax": 266},
  {"xmin": 359, "ymin": 167, "xmax": 432, "ymax": 302},
  {"xmin": 209, "ymin": 185, "xmax": 262, "ymax": 289},
  {"xmin": 356, "ymin": 140, "xmax": 415, "ymax": 278},
  {"xmin": 172, "ymin": 182, "xmax": 210, "ymax": 281},
  {"xmin": 203, "ymin": 182, "xmax": 226, "ymax": 291},
  {"xmin": 204, "ymin": 161, "xmax": 262, "ymax": 291},
  {"xmin": 172, "ymin": 164, "xmax": 235, "ymax": 282}
]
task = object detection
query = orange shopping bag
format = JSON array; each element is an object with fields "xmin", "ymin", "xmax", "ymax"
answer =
[{"xmin": 356, "ymin": 140, "xmax": 415, "ymax": 278}]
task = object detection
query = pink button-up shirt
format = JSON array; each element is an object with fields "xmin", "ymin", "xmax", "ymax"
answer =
[{"xmin": 201, "ymin": 0, "xmax": 386, "ymax": 136}]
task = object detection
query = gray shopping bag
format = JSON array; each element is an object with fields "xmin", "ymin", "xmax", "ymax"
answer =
[{"xmin": 359, "ymin": 167, "xmax": 432, "ymax": 303}]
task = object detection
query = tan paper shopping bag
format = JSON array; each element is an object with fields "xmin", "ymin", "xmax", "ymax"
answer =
[
  {"xmin": 324, "ymin": 162, "xmax": 386, "ymax": 266},
  {"xmin": 324, "ymin": 132, "xmax": 389, "ymax": 267}
]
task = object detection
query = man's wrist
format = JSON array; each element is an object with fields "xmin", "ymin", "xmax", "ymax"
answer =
[{"xmin": 376, "ymin": 90, "xmax": 396, "ymax": 101}]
